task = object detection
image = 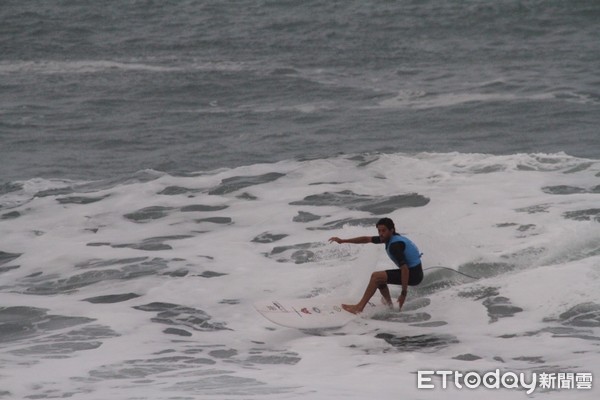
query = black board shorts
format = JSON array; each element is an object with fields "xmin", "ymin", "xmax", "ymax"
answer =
[{"xmin": 385, "ymin": 264, "xmax": 423, "ymax": 286}]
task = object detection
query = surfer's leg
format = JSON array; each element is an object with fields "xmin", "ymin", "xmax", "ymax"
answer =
[
  {"xmin": 378, "ymin": 284, "xmax": 393, "ymax": 307},
  {"xmin": 378, "ymin": 269, "xmax": 401, "ymax": 307},
  {"xmin": 343, "ymin": 271, "xmax": 388, "ymax": 314}
]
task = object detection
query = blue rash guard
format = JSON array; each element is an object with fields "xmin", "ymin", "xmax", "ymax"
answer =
[
  {"xmin": 372, "ymin": 233, "xmax": 424, "ymax": 286},
  {"xmin": 372, "ymin": 234, "xmax": 421, "ymax": 268}
]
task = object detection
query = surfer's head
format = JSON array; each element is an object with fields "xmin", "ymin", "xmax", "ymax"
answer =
[{"xmin": 376, "ymin": 217, "xmax": 396, "ymax": 242}]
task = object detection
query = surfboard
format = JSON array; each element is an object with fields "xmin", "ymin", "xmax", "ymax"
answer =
[{"xmin": 254, "ymin": 298, "xmax": 382, "ymax": 330}]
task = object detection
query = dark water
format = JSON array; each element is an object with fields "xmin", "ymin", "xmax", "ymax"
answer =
[{"xmin": 1, "ymin": 0, "xmax": 599, "ymax": 182}]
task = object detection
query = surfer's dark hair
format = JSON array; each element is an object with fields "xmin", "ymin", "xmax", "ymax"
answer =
[{"xmin": 376, "ymin": 217, "xmax": 396, "ymax": 233}]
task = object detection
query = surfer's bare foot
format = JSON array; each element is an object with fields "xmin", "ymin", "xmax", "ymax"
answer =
[{"xmin": 342, "ymin": 304, "xmax": 362, "ymax": 314}]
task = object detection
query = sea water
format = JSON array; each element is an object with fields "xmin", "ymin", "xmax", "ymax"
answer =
[
  {"xmin": 1, "ymin": 153, "xmax": 599, "ymax": 399},
  {"xmin": 1, "ymin": 1, "xmax": 599, "ymax": 399}
]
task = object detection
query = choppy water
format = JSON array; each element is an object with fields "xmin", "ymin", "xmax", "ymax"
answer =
[
  {"xmin": 1, "ymin": 0, "xmax": 599, "ymax": 182},
  {"xmin": 1, "ymin": 1, "xmax": 600, "ymax": 399}
]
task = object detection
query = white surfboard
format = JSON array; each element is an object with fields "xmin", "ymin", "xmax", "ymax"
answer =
[{"xmin": 254, "ymin": 297, "xmax": 382, "ymax": 330}]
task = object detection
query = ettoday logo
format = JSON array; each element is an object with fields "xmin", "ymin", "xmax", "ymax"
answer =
[{"xmin": 417, "ymin": 370, "xmax": 593, "ymax": 394}]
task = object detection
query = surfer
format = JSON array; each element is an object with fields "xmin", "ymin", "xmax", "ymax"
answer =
[{"xmin": 329, "ymin": 217, "xmax": 423, "ymax": 314}]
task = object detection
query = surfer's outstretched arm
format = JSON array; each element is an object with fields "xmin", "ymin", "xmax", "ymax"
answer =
[{"xmin": 329, "ymin": 236, "xmax": 372, "ymax": 244}]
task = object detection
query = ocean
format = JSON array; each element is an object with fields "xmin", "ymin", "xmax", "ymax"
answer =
[{"xmin": 1, "ymin": 1, "xmax": 599, "ymax": 399}]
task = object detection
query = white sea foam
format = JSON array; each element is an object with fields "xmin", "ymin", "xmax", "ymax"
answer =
[
  {"xmin": 0, "ymin": 60, "xmax": 181, "ymax": 74},
  {"xmin": 1, "ymin": 152, "xmax": 599, "ymax": 399},
  {"xmin": 0, "ymin": 59, "xmax": 252, "ymax": 75},
  {"xmin": 377, "ymin": 90, "xmax": 557, "ymax": 109}
]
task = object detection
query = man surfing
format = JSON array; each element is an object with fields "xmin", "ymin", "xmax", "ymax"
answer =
[{"xmin": 329, "ymin": 217, "xmax": 424, "ymax": 314}]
